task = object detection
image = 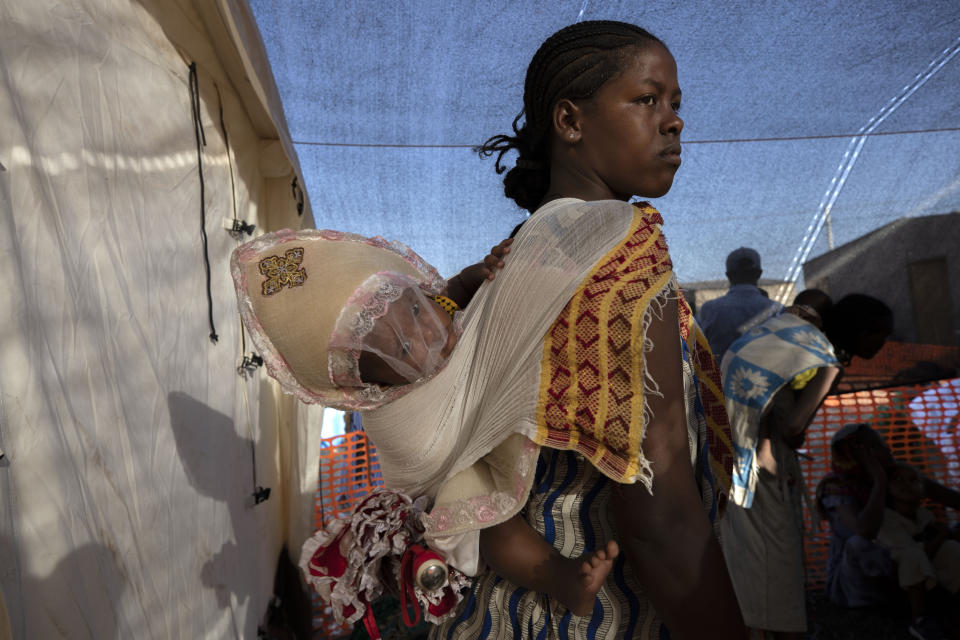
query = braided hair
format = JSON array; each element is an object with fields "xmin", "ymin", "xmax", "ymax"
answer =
[{"xmin": 477, "ymin": 21, "xmax": 666, "ymax": 213}]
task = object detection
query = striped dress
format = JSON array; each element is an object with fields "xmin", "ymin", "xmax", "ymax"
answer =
[
  {"xmin": 430, "ymin": 336, "xmax": 724, "ymax": 640},
  {"xmin": 429, "ymin": 448, "xmax": 668, "ymax": 639}
]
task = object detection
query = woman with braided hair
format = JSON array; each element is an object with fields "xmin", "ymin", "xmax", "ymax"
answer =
[{"xmin": 428, "ymin": 20, "xmax": 745, "ymax": 640}]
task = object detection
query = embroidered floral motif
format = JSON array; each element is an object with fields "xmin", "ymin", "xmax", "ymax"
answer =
[
  {"xmin": 793, "ymin": 328, "xmax": 832, "ymax": 353},
  {"xmin": 730, "ymin": 366, "xmax": 770, "ymax": 401},
  {"xmin": 258, "ymin": 247, "xmax": 307, "ymax": 296},
  {"xmin": 422, "ymin": 438, "xmax": 540, "ymax": 536}
]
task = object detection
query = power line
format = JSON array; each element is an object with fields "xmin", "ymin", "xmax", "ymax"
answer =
[
  {"xmin": 293, "ymin": 141, "xmax": 476, "ymax": 148},
  {"xmin": 682, "ymin": 126, "xmax": 960, "ymax": 145},
  {"xmin": 291, "ymin": 125, "xmax": 960, "ymax": 149},
  {"xmin": 676, "ymin": 204, "xmax": 954, "ymax": 224}
]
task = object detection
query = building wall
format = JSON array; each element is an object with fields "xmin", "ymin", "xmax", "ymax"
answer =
[{"xmin": 803, "ymin": 213, "xmax": 960, "ymax": 345}]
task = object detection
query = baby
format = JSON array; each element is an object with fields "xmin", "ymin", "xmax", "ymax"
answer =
[
  {"xmin": 352, "ymin": 269, "xmax": 618, "ymax": 616},
  {"xmin": 878, "ymin": 463, "xmax": 960, "ymax": 595},
  {"xmin": 232, "ymin": 229, "xmax": 617, "ymax": 618}
]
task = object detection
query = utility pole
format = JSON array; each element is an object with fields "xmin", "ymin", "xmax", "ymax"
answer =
[{"xmin": 826, "ymin": 211, "xmax": 835, "ymax": 250}]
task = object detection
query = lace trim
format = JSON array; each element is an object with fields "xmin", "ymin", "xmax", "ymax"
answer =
[
  {"xmin": 328, "ymin": 273, "xmax": 463, "ymax": 403},
  {"xmin": 231, "ymin": 229, "xmax": 445, "ymax": 410},
  {"xmin": 329, "ymin": 273, "xmax": 415, "ymax": 388},
  {"xmin": 299, "ymin": 489, "xmax": 425, "ymax": 624},
  {"xmin": 421, "ymin": 437, "xmax": 540, "ymax": 536},
  {"xmin": 298, "ymin": 488, "xmax": 469, "ymax": 626}
]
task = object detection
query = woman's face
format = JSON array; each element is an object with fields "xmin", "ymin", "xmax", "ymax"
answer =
[
  {"xmin": 573, "ymin": 44, "xmax": 684, "ymax": 199},
  {"xmin": 889, "ymin": 464, "xmax": 924, "ymax": 504}
]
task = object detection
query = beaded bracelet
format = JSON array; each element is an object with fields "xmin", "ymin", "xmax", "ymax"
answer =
[{"xmin": 428, "ymin": 294, "xmax": 460, "ymax": 318}]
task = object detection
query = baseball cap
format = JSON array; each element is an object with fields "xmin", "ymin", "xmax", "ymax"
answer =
[{"xmin": 726, "ymin": 247, "xmax": 762, "ymax": 273}]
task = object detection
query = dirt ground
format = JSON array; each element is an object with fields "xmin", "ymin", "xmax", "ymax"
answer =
[
  {"xmin": 805, "ymin": 590, "xmax": 914, "ymax": 640},
  {"xmin": 805, "ymin": 588, "xmax": 960, "ymax": 640},
  {"xmin": 344, "ymin": 590, "xmax": 960, "ymax": 639}
]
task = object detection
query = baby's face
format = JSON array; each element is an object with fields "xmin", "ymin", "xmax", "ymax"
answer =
[
  {"xmin": 358, "ymin": 287, "xmax": 457, "ymax": 386},
  {"xmin": 889, "ymin": 464, "xmax": 924, "ymax": 504},
  {"xmin": 852, "ymin": 429, "xmax": 894, "ymax": 471}
]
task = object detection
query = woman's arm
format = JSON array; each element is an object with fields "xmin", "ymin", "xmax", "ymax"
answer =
[
  {"xmin": 611, "ymin": 296, "xmax": 746, "ymax": 640},
  {"xmin": 923, "ymin": 476, "xmax": 960, "ymax": 510},
  {"xmin": 831, "ymin": 456, "xmax": 888, "ymax": 539},
  {"xmin": 781, "ymin": 366, "xmax": 841, "ymax": 448}
]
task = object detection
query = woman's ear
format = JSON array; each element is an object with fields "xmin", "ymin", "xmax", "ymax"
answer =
[{"xmin": 552, "ymin": 98, "xmax": 583, "ymax": 144}]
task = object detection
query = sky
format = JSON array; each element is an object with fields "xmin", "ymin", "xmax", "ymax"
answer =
[{"xmin": 249, "ymin": 0, "xmax": 960, "ymax": 291}]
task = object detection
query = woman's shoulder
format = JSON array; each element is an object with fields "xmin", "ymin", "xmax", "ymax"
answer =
[
  {"xmin": 522, "ymin": 198, "xmax": 660, "ymax": 250},
  {"xmin": 533, "ymin": 197, "xmax": 646, "ymax": 219}
]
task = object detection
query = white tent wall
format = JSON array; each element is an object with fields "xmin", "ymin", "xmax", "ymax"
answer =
[{"xmin": 0, "ymin": 0, "xmax": 318, "ymax": 638}]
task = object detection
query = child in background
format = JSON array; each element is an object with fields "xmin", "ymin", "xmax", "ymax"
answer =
[
  {"xmin": 877, "ymin": 462, "xmax": 960, "ymax": 638},
  {"xmin": 818, "ymin": 425, "xmax": 960, "ymax": 640}
]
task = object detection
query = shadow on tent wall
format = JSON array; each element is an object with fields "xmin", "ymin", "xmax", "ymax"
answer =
[
  {"xmin": 0, "ymin": 536, "xmax": 125, "ymax": 638},
  {"xmin": 168, "ymin": 391, "xmax": 263, "ymax": 637}
]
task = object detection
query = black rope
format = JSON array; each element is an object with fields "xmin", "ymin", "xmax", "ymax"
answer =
[
  {"xmin": 213, "ymin": 82, "xmax": 248, "ymax": 357},
  {"xmin": 188, "ymin": 62, "xmax": 218, "ymax": 344},
  {"xmin": 291, "ymin": 176, "xmax": 303, "ymax": 217},
  {"xmin": 215, "ymin": 84, "xmax": 240, "ymax": 226},
  {"xmin": 291, "ymin": 125, "xmax": 960, "ymax": 149},
  {"xmin": 240, "ymin": 317, "xmax": 247, "ymax": 355},
  {"xmin": 211, "ymin": 84, "xmax": 270, "ymax": 504}
]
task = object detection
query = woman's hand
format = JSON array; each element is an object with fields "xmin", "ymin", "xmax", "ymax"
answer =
[{"xmin": 856, "ymin": 446, "xmax": 889, "ymax": 485}]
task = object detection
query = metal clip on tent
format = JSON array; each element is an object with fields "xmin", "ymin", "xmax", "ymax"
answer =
[
  {"xmin": 237, "ymin": 352, "xmax": 264, "ymax": 377},
  {"xmin": 223, "ymin": 217, "xmax": 256, "ymax": 238},
  {"xmin": 250, "ymin": 486, "xmax": 271, "ymax": 505}
]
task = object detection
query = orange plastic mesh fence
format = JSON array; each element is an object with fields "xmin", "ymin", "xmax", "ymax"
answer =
[
  {"xmin": 835, "ymin": 340, "xmax": 960, "ymax": 394},
  {"xmin": 311, "ymin": 431, "xmax": 384, "ymax": 638},
  {"xmin": 308, "ymin": 378, "xmax": 960, "ymax": 633},
  {"xmin": 315, "ymin": 431, "xmax": 383, "ymax": 527},
  {"xmin": 801, "ymin": 378, "xmax": 960, "ymax": 588}
]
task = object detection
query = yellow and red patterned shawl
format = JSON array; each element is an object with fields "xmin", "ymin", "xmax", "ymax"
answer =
[{"xmin": 534, "ymin": 203, "xmax": 733, "ymax": 496}]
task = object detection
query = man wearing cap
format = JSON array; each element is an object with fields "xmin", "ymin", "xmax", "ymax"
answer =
[{"xmin": 697, "ymin": 247, "xmax": 782, "ymax": 364}]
